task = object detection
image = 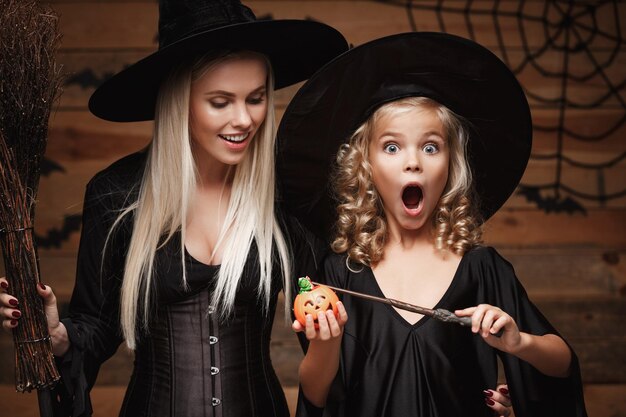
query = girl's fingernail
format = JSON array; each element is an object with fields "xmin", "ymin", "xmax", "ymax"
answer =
[
  {"xmin": 485, "ymin": 398, "xmax": 495, "ymax": 406},
  {"xmin": 0, "ymin": 282, "xmax": 8, "ymax": 289},
  {"xmin": 12, "ymin": 311, "xmax": 21, "ymax": 318},
  {"xmin": 39, "ymin": 283, "xmax": 46, "ymax": 290},
  {"xmin": 499, "ymin": 387, "xmax": 509, "ymax": 395},
  {"xmin": 9, "ymin": 299, "xmax": 18, "ymax": 306},
  {"xmin": 483, "ymin": 390, "xmax": 493, "ymax": 397},
  {"xmin": 10, "ymin": 320, "xmax": 17, "ymax": 326}
]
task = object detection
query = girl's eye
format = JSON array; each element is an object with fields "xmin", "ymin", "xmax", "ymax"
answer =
[
  {"xmin": 383, "ymin": 143, "xmax": 399, "ymax": 154},
  {"xmin": 423, "ymin": 143, "xmax": 439, "ymax": 154}
]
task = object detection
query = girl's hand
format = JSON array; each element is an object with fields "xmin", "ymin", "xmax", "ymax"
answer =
[
  {"xmin": 0, "ymin": 276, "xmax": 69, "ymax": 356},
  {"xmin": 484, "ymin": 384, "xmax": 512, "ymax": 417},
  {"xmin": 455, "ymin": 304, "xmax": 522, "ymax": 353},
  {"xmin": 292, "ymin": 301, "xmax": 348, "ymax": 342},
  {"xmin": 295, "ymin": 302, "xmax": 348, "ymax": 407}
]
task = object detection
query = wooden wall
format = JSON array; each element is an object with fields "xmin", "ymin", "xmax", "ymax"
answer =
[{"xmin": 1, "ymin": 1, "xmax": 625, "ymax": 416}]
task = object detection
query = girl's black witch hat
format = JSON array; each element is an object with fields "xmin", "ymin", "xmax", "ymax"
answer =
[{"xmin": 277, "ymin": 32, "xmax": 532, "ymax": 241}]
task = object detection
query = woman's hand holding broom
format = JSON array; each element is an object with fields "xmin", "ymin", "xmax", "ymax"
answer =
[{"xmin": 0, "ymin": 276, "xmax": 69, "ymax": 357}]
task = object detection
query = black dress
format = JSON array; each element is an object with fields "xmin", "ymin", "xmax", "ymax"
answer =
[
  {"xmin": 297, "ymin": 247, "xmax": 588, "ymax": 417},
  {"xmin": 52, "ymin": 152, "xmax": 325, "ymax": 417}
]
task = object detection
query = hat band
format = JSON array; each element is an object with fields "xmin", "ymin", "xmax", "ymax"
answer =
[
  {"xmin": 158, "ymin": 2, "xmax": 256, "ymax": 48},
  {"xmin": 362, "ymin": 72, "xmax": 489, "ymax": 125}
]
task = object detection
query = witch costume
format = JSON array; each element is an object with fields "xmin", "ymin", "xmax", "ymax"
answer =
[
  {"xmin": 276, "ymin": 32, "xmax": 588, "ymax": 417},
  {"xmin": 52, "ymin": 1, "xmax": 347, "ymax": 416}
]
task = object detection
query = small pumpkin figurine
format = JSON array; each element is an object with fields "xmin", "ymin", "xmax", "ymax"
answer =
[{"xmin": 293, "ymin": 276, "xmax": 339, "ymax": 328}]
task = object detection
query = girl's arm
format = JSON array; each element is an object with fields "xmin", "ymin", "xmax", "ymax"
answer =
[
  {"xmin": 506, "ymin": 332, "xmax": 571, "ymax": 377},
  {"xmin": 293, "ymin": 302, "xmax": 348, "ymax": 407},
  {"xmin": 456, "ymin": 304, "xmax": 572, "ymax": 378}
]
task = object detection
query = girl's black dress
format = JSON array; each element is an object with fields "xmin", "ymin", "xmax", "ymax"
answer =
[
  {"xmin": 53, "ymin": 152, "xmax": 324, "ymax": 417},
  {"xmin": 297, "ymin": 248, "xmax": 588, "ymax": 417}
]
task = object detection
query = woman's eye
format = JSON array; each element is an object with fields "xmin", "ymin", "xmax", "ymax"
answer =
[
  {"xmin": 247, "ymin": 95, "xmax": 265, "ymax": 105},
  {"xmin": 423, "ymin": 143, "xmax": 439, "ymax": 154},
  {"xmin": 210, "ymin": 100, "xmax": 228, "ymax": 109},
  {"xmin": 383, "ymin": 143, "xmax": 399, "ymax": 154}
]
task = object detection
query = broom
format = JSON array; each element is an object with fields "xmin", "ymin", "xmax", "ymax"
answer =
[{"xmin": 0, "ymin": 0, "xmax": 64, "ymax": 409}]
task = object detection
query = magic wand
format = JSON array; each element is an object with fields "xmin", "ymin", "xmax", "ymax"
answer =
[{"xmin": 312, "ymin": 281, "xmax": 502, "ymax": 336}]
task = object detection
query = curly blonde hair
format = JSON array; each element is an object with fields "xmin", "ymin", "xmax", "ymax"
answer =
[{"xmin": 331, "ymin": 97, "xmax": 483, "ymax": 267}]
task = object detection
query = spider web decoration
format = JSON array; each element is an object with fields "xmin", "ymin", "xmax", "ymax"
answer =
[{"xmin": 378, "ymin": 0, "xmax": 626, "ymax": 214}]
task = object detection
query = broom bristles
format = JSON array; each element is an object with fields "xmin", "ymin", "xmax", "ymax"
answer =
[
  {"xmin": 0, "ymin": 0, "xmax": 64, "ymax": 392},
  {"xmin": 0, "ymin": 0, "xmax": 62, "ymax": 200}
]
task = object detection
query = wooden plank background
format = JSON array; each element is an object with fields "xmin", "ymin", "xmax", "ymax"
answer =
[{"xmin": 1, "ymin": 1, "xmax": 625, "ymax": 416}]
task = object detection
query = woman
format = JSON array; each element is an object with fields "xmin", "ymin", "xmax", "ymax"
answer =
[{"xmin": 0, "ymin": 1, "xmax": 347, "ymax": 416}]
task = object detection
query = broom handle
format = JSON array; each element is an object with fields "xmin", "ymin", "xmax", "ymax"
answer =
[{"xmin": 37, "ymin": 387, "xmax": 54, "ymax": 417}]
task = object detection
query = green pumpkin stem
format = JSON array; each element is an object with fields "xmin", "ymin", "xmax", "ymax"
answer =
[{"xmin": 297, "ymin": 276, "xmax": 313, "ymax": 294}]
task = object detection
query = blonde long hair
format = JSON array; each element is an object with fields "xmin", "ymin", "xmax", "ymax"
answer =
[
  {"xmin": 332, "ymin": 97, "xmax": 483, "ymax": 267},
  {"xmin": 110, "ymin": 51, "xmax": 291, "ymax": 349}
]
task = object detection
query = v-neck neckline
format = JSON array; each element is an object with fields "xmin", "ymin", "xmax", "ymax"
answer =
[
  {"xmin": 184, "ymin": 245, "xmax": 222, "ymax": 268},
  {"xmin": 366, "ymin": 253, "xmax": 468, "ymax": 329}
]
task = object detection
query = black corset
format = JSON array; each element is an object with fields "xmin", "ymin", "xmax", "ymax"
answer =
[{"xmin": 118, "ymin": 238, "xmax": 289, "ymax": 417}]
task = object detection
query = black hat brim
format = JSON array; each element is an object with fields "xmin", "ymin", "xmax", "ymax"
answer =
[
  {"xmin": 89, "ymin": 20, "xmax": 348, "ymax": 122},
  {"xmin": 277, "ymin": 32, "xmax": 532, "ymax": 242}
]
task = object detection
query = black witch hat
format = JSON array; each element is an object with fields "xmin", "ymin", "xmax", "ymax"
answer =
[
  {"xmin": 277, "ymin": 32, "xmax": 532, "ymax": 241},
  {"xmin": 89, "ymin": 0, "xmax": 348, "ymax": 122}
]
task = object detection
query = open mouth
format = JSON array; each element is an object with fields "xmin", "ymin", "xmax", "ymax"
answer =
[
  {"xmin": 402, "ymin": 185, "xmax": 423, "ymax": 210},
  {"xmin": 219, "ymin": 132, "xmax": 249, "ymax": 143}
]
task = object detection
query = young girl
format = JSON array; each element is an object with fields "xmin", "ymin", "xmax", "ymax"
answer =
[
  {"xmin": 277, "ymin": 33, "xmax": 587, "ymax": 417},
  {"xmin": 0, "ymin": 1, "xmax": 346, "ymax": 415}
]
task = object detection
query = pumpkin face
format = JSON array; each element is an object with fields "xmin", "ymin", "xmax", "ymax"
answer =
[{"xmin": 294, "ymin": 279, "xmax": 339, "ymax": 328}]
